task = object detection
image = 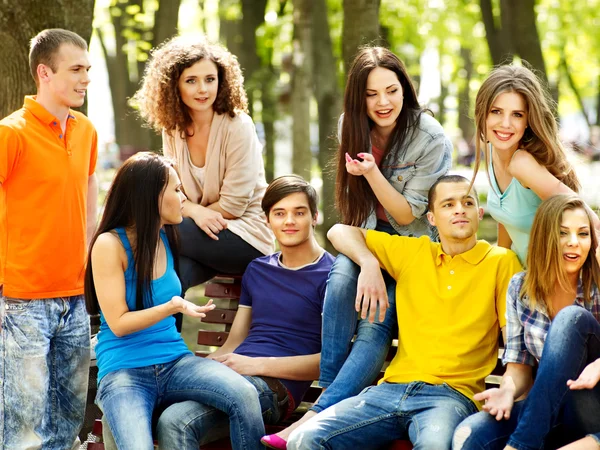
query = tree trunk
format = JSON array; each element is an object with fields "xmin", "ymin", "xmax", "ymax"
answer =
[
  {"xmin": 458, "ymin": 46, "xmax": 475, "ymax": 146},
  {"xmin": 342, "ymin": 0, "xmax": 381, "ymax": 74},
  {"xmin": 560, "ymin": 52, "xmax": 591, "ymax": 129},
  {"xmin": 0, "ymin": 0, "xmax": 95, "ymax": 118},
  {"xmin": 508, "ymin": 0, "xmax": 548, "ymax": 84},
  {"xmin": 311, "ymin": 0, "xmax": 342, "ymax": 250},
  {"xmin": 479, "ymin": 0, "xmax": 512, "ymax": 65},
  {"xmin": 291, "ymin": 0, "xmax": 313, "ymax": 181}
]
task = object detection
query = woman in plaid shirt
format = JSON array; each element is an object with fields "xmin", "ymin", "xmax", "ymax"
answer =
[{"xmin": 454, "ymin": 194, "xmax": 600, "ymax": 450}]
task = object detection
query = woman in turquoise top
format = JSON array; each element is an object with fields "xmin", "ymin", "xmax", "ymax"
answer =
[
  {"xmin": 84, "ymin": 152, "xmax": 265, "ymax": 449},
  {"xmin": 470, "ymin": 65, "xmax": 583, "ymax": 264}
]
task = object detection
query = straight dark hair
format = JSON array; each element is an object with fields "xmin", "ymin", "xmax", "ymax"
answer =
[
  {"xmin": 336, "ymin": 46, "xmax": 424, "ymax": 226},
  {"xmin": 85, "ymin": 152, "xmax": 180, "ymax": 316}
]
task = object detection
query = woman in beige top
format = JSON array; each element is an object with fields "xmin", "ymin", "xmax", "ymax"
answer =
[{"xmin": 134, "ymin": 35, "xmax": 274, "ymax": 311}]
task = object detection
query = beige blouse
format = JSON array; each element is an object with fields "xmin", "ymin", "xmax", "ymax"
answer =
[{"xmin": 162, "ymin": 112, "xmax": 274, "ymax": 256}]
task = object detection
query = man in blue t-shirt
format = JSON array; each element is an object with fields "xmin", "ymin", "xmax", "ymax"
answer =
[{"xmin": 155, "ymin": 175, "xmax": 334, "ymax": 448}]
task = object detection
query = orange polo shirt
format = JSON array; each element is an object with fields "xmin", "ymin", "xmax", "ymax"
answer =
[{"xmin": 0, "ymin": 96, "xmax": 97, "ymax": 299}]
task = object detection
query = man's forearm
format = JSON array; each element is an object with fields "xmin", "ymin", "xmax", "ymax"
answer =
[
  {"xmin": 257, "ymin": 353, "xmax": 320, "ymax": 381},
  {"xmin": 327, "ymin": 224, "xmax": 378, "ymax": 267}
]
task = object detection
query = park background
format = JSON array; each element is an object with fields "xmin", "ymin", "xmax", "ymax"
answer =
[{"xmin": 2, "ymin": 0, "xmax": 600, "ymax": 349}]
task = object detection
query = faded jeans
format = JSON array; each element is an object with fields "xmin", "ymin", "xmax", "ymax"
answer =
[
  {"xmin": 453, "ymin": 306, "xmax": 600, "ymax": 450},
  {"xmin": 315, "ymin": 251, "xmax": 397, "ymax": 413},
  {"xmin": 0, "ymin": 292, "xmax": 90, "ymax": 449},
  {"xmin": 96, "ymin": 353, "xmax": 265, "ymax": 450},
  {"xmin": 288, "ymin": 381, "xmax": 478, "ymax": 450}
]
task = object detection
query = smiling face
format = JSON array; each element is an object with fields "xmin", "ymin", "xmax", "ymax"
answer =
[
  {"xmin": 40, "ymin": 43, "xmax": 91, "ymax": 109},
  {"xmin": 267, "ymin": 192, "xmax": 317, "ymax": 250},
  {"xmin": 559, "ymin": 208, "xmax": 592, "ymax": 277},
  {"xmin": 159, "ymin": 166, "xmax": 186, "ymax": 226},
  {"xmin": 427, "ymin": 181, "xmax": 483, "ymax": 242},
  {"xmin": 485, "ymin": 91, "xmax": 529, "ymax": 155},
  {"xmin": 365, "ymin": 67, "xmax": 403, "ymax": 135},
  {"xmin": 178, "ymin": 59, "xmax": 219, "ymax": 115}
]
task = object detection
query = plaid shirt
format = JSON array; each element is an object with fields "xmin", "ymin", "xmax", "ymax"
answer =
[{"xmin": 503, "ymin": 271, "xmax": 600, "ymax": 366}]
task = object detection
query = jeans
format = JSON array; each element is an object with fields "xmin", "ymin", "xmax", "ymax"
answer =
[
  {"xmin": 288, "ymin": 381, "xmax": 478, "ymax": 450},
  {"xmin": 155, "ymin": 376, "xmax": 284, "ymax": 449},
  {"xmin": 315, "ymin": 252, "xmax": 397, "ymax": 412},
  {"xmin": 0, "ymin": 293, "xmax": 90, "ymax": 450},
  {"xmin": 96, "ymin": 353, "xmax": 265, "ymax": 450},
  {"xmin": 453, "ymin": 306, "xmax": 600, "ymax": 450},
  {"xmin": 178, "ymin": 217, "xmax": 263, "ymax": 295}
]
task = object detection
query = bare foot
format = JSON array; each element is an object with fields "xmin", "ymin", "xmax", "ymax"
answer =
[{"xmin": 275, "ymin": 410, "xmax": 317, "ymax": 441}]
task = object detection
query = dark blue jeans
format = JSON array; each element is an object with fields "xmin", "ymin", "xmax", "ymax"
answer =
[{"xmin": 453, "ymin": 306, "xmax": 600, "ymax": 450}]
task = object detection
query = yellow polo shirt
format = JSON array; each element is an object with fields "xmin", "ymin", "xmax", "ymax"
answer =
[{"xmin": 366, "ymin": 231, "xmax": 521, "ymax": 407}]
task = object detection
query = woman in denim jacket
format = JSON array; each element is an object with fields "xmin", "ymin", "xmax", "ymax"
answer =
[
  {"xmin": 453, "ymin": 195, "xmax": 600, "ymax": 450},
  {"xmin": 262, "ymin": 46, "xmax": 452, "ymax": 448}
]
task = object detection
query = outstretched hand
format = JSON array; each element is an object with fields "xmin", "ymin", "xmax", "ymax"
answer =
[
  {"xmin": 169, "ymin": 296, "xmax": 215, "ymax": 318},
  {"xmin": 567, "ymin": 359, "xmax": 600, "ymax": 390},
  {"xmin": 345, "ymin": 152, "xmax": 377, "ymax": 177},
  {"xmin": 474, "ymin": 387, "xmax": 515, "ymax": 421}
]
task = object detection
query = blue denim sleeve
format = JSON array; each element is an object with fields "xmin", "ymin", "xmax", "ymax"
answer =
[
  {"xmin": 502, "ymin": 274, "xmax": 536, "ymax": 366},
  {"xmin": 402, "ymin": 133, "xmax": 452, "ymax": 219}
]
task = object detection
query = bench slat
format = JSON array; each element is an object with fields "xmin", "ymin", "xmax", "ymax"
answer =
[
  {"xmin": 197, "ymin": 331, "xmax": 229, "ymax": 346},
  {"xmin": 203, "ymin": 308, "xmax": 237, "ymax": 324},
  {"xmin": 205, "ymin": 282, "xmax": 242, "ymax": 299}
]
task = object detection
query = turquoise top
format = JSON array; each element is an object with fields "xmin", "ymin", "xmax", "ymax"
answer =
[
  {"xmin": 95, "ymin": 227, "xmax": 190, "ymax": 382},
  {"xmin": 486, "ymin": 148, "xmax": 542, "ymax": 265}
]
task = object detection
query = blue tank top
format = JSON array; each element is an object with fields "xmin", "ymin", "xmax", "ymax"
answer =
[
  {"xmin": 486, "ymin": 147, "xmax": 541, "ymax": 265},
  {"xmin": 95, "ymin": 227, "xmax": 190, "ymax": 382}
]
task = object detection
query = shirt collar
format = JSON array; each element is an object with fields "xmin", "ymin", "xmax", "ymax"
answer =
[
  {"xmin": 435, "ymin": 240, "xmax": 492, "ymax": 266},
  {"xmin": 23, "ymin": 95, "xmax": 78, "ymax": 126}
]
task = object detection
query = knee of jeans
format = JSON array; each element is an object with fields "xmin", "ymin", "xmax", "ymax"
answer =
[
  {"xmin": 452, "ymin": 424, "xmax": 472, "ymax": 450},
  {"xmin": 553, "ymin": 305, "xmax": 594, "ymax": 330}
]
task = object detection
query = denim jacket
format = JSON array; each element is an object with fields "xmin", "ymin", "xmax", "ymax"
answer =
[{"xmin": 339, "ymin": 112, "xmax": 453, "ymax": 239}]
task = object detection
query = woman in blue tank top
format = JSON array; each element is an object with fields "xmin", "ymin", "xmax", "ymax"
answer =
[
  {"xmin": 84, "ymin": 152, "xmax": 265, "ymax": 449},
  {"xmin": 469, "ymin": 65, "xmax": 589, "ymax": 265}
]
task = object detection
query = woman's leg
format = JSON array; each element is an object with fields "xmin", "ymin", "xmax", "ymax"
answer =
[
  {"xmin": 161, "ymin": 354, "xmax": 265, "ymax": 450},
  {"xmin": 315, "ymin": 257, "xmax": 396, "ymax": 412},
  {"xmin": 96, "ymin": 367, "xmax": 157, "ymax": 450},
  {"xmin": 452, "ymin": 402, "xmax": 525, "ymax": 450},
  {"xmin": 508, "ymin": 306, "xmax": 600, "ymax": 450},
  {"xmin": 178, "ymin": 218, "xmax": 263, "ymax": 294}
]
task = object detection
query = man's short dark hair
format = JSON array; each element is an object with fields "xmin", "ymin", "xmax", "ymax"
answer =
[
  {"xmin": 29, "ymin": 29, "xmax": 88, "ymax": 85},
  {"xmin": 428, "ymin": 174, "xmax": 478, "ymax": 211},
  {"xmin": 262, "ymin": 175, "xmax": 318, "ymax": 217}
]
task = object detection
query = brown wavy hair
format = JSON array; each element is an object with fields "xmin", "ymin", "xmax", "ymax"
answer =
[
  {"xmin": 472, "ymin": 64, "xmax": 580, "ymax": 192},
  {"xmin": 133, "ymin": 35, "xmax": 248, "ymax": 136},
  {"xmin": 336, "ymin": 46, "xmax": 424, "ymax": 226},
  {"xmin": 522, "ymin": 195, "xmax": 600, "ymax": 316}
]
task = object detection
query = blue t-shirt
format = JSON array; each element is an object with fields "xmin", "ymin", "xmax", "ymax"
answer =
[
  {"xmin": 95, "ymin": 228, "xmax": 190, "ymax": 382},
  {"xmin": 234, "ymin": 251, "xmax": 335, "ymax": 406}
]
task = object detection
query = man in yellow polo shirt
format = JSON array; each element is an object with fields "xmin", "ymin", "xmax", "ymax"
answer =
[
  {"xmin": 287, "ymin": 175, "xmax": 522, "ymax": 450},
  {"xmin": 0, "ymin": 29, "xmax": 97, "ymax": 448}
]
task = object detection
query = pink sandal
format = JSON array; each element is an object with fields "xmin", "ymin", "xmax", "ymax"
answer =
[{"xmin": 260, "ymin": 434, "xmax": 288, "ymax": 450}]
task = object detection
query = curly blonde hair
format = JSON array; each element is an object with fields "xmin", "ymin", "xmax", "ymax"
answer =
[{"xmin": 133, "ymin": 35, "xmax": 248, "ymax": 136}]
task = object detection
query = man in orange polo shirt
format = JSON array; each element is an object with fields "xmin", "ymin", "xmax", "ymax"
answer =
[{"xmin": 0, "ymin": 29, "xmax": 98, "ymax": 449}]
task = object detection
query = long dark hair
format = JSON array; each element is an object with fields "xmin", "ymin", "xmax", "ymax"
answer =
[
  {"xmin": 336, "ymin": 46, "xmax": 424, "ymax": 226},
  {"xmin": 85, "ymin": 152, "xmax": 180, "ymax": 315}
]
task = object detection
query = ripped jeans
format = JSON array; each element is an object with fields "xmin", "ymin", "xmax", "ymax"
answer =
[
  {"xmin": 453, "ymin": 306, "xmax": 600, "ymax": 450},
  {"xmin": 288, "ymin": 381, "xmax": 477, "ymax": 450},
  {"xmin": 0, "ymin": 293, "xmax": 90, "ymax": 449}
]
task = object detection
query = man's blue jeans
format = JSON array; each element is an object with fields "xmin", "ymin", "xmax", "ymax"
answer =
[
  {"xmin": 453, "ymin": 306, "xmax": 600, "ymax": 450},
  {"xmin": 288, "ymin": 381, "xmax": 477, "ymax": 450},
  {"xmin": 0, "ymin": 293, "xmax": 90, "ymax": 449},
  {"xmin": 154, "ymin": 376, "xmax": 285, "ymax": 449},
  {"xmin": 96, "ymin": 353, "xmax": 265, "ymax": 450},
  {"xmin": 315, "ymin": 252, "xmax": 397, "ymax": 413}
]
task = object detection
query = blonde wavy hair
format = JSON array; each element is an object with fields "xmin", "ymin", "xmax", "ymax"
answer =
[
  {"xmin": 471, "ymin": 65, "xmax": 580, "ymax": 192},
  {"xmin": 133, "ymin": 35, "xmax": 248, "ymax": 136},
  {"xmin": 522, "ymin": 195, "xmax": 600, "ymax": 316}
]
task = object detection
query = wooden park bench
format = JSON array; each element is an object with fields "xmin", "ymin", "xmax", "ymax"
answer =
[{"xmin": 85, "ymin": 274, "xmax": 505, "ymax": 450}]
